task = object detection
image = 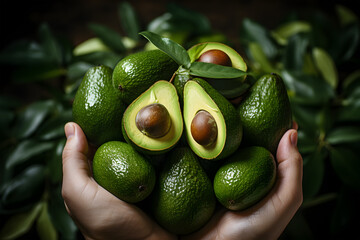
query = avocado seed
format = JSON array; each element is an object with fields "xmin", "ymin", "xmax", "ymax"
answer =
[
  {"xmin": 191, "ymin": 110, "xmax": 218, "ymax": 146},
  {"xmin": 136, "ymin": 103, "xmax": 171, "ymax": 138},
  {"xmin": 197, "ymin": 49, "xmax": 232, "ymax": 67}
]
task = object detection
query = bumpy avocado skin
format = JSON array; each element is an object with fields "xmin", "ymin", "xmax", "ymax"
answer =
[
  {"xmin": 72, "ymin": 65, "xmax": 126, "ymax": 146},
  {"xmin": 237, "ymin": 73, "xmax": 292, "ymax": 155},
  {"xmin": 151, "ymin": 147, "xmax": 216, "ymax": 235},
  {"xmin": 112, "ymin": 50, "xmax": 178, "ymax": 104}
]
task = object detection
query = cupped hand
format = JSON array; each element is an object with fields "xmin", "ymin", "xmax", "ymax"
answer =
[
  {"xmin": 61, "ymin": 122, "xmax": 176, "ymax": 240},
  {"xmin": 182, "ymin": 126, "xmax": 303, "ymax": 240}
]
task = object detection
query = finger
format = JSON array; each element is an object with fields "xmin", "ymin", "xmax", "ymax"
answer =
[
  {"xmin": 275, "ymin": 129, "xmax": 303, "ymax": 208},
  {"xmin": 62, "ymin": 122, "xmax": 92, "ymax": 195}
]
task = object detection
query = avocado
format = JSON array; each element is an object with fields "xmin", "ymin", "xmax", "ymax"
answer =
[
  {"xmin": 92, "ymin": 141, "xmax": 156, "ymax": 203},
  {"xmin": 183, "ymin": 78, "xmax": 242, "ymax": 160},
  {"xmin": 214, "ymin": 146, "xmax": 276, "ymax": 211},
  {"xmin": 151, "ymin": 147, "xmax": 216, "ymax": 235},
  {"xmin": 237, "ymin": 73, "xmax": 292, "ymax": 155},
  {"xmin": 173, "ymin": 42, "xmax": 248, "ymax": 100},
  {"xmin": 122, "ymin": 80, "xmax": 183, "ymax": 154},
  {"xmin": 72, "ymin": 65, "xmax": 126, "ymax": 146},
  {"xmin": 112, "ymin": 49, "xmax": 178, "ymax": 104}
]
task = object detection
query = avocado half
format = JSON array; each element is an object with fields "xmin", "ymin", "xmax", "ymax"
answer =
[
  {"xmin": 183, "ymin": 78, "xmax": 243, "ymax": 160},
  {"xmin": 122, "ymin": 80, "xmax": 183, "ymax": 154}
]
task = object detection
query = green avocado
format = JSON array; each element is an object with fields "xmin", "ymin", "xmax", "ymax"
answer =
[
  {"xmin": 174, "ymin": 42, "xmax": 248, "ymax": 101},
  {"xmin": 183, "ymin": 78, "xmax": 242, "ymax": 160},
  {"xmin": 237, "ymin": 73, "xmax": 292, "ymax": 155},
  {"xmin": 214, "ymin": 146, "xmax": 276, "ymax": 211},
  {"xmin": 122, "ymin": 80, "xmax": 183, "ymax": 154},
  {"xmin": 92, "ymin": 141, "xmax": 156, "ymax": 203},
  {"xmin": 72, "ymin": 65, "xmax": 126, "ymax": 146},
  {"xmin": 112, "ymin": 50, "xmax": 178, "ymax": 104},
  {"xmin": 151, "ymin": 147, "xmax": 216, "ymax": 235}
]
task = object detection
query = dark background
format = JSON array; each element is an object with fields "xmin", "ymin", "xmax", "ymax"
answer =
[{"xmin": 2, "ymin": 0, "xmax": 359, "ymax": 48}]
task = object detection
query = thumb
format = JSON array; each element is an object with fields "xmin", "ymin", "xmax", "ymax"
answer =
[
  {"xmin": 275, "ymin": 129, "xmax": 303, "ymax": 209},
  {"xmin": 62, "ymin": 122, "xmax": 92, "ymax": 195}
]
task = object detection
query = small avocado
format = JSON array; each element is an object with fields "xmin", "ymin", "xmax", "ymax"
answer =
[
  {"xmin": 174, "ymin": 42, "xmax": 248, "ymax": 100},
  {"xmin": 237, "ymin": 73, "xmax": 292, "ymax": 155},
  {"xmin": 92, "ymin": 141, "xmax": 156, "ymax": 203},
  {"xmin": 122, "ymin": 80, "xmax": 183, "ymax": 154},
  {"xmin": 183, "ymin": 78, "xmax": 242, "ymax": 160},
  {"xmin": 112, "ymin": 50, "xmax": 178, "ymax": 104},
  {"xmin": 72, "ymin": 65, "xmax": 126, "ymax": 146},
  {"xmin": 151, "ymin": 147, "xmax": 216, "ymax": 235},
  {"xmin": 214, "ymin": 146, "xmax": 276, "ymax": 211}
]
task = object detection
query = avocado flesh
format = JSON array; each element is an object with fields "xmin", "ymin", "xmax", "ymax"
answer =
[
  {"xmin": 184, "ymin": 78, "xmax": 242, "ymax": 160},
  {"xmin": 188, "ymin": 42, "xmax": 247, "ymax": 71},
  {"xmin": 72, "ymin": 65, "xmax": 126, "ymax": 146},
  {"xmin": 122, "ymin": 80, "xmax": 183, "ymax": 154}
]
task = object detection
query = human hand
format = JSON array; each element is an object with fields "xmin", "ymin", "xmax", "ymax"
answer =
[
  {"xmin": 182, "ymin": 125, "xmax": 303, "ymax": 240},
  {"xmin": 61, "ymin": 122, "xmax": 176, "ymax": 240}
]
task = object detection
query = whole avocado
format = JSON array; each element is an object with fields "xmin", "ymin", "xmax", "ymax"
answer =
[
  {"xmin": 72, "ymin": 65, "xmax": 126, "ymax": 146},
  {"xmin": 112, "ymin": 50, "xmax": 178, "ymax": 104},
  {"xmin": 237, "ymin": 73, "xmax": 292, "ymax": 154}
]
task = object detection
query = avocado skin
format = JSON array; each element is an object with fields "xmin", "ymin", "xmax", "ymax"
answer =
[
  {"xmin": 72, "ymin": 65, "xmax": 126, "ymax": 146},
  {"xmin": 151, "ymin": 147, "xmax": 216, "ymax": 235},
  {"xmin": 112, "ymin": 50, "xmax": 178, "ymax": 104},
  {"xmin": 237, "ymin": 73, "xmax": 292, "ymax": 155},
  {"xmin": 192, "ymin": 78, "xmax": 243, "ymax": 160}
]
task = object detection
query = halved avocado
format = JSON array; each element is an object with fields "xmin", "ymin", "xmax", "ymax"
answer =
[
  {"xmin": 183, "ymin": 78, "xmax": 242, "ymax": 160},
  {"xmin": 188, "ymin": 42, "xmax": 247, "ymax": 72},
  {"xmin": 122, "ymin": 81, "xmax": 183, "ymax": 154}
]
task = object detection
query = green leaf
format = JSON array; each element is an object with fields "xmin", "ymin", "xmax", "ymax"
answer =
[
  {"xmin": 206, "ymin": 77, "xmax": 251, "ymax": 99},
  {"xmin": 247, "ymin": 42, "xmax": 277, "ymax": 74},
  {"xmin": 139, "ymin": 31, "xmax": 191, "ymax": 68},
  {"xmin": 12, "ymin": 65, "xmax": 66, "ymax": 83},
  {"xmin": 303, "ymin": 149, "xmax": 327, "ymax": 200},
  {"xmin": 0, "ymin": 40, "xmax": 48, "ymax": 66},
  {"xmin": 38, "ymin": 23, "xmax": 62, "ymax": 66},
  {"xmin": 312, "ymin": 47, "xmax": 338, "ymax": 89},
  {"xmin": 336, "ymin": 5, "xmax": 358, "ymax": 26},
  {"xmin": 337, "ymin": 98, "xmax": 360, "ymax": 122},
  {"xmin": 118, "ymin": 1, "xmax": 141, "ymax": 40},
  {"xmin": 12, "ymin": 100, "xmax": 56, "ymax": 139},
  {"xmin": 1, "ymin": 165, "xmax": 45, "ymax": 208},
  {"xmin": 271, "ymin": 20, "xmax": 311, "ymax": 45},
  {"xmin": 189, "ymin": 61, "xmax": 247, "ymax": 79},
  {"xmin": 66, "ymin": 62, "xmax": 94, "ymax": 82},
  {"xmin": 326, "ymin": 126, "xmax": 360, "ymax": 145},
  {"xmin": 5, "ymin": 140, "xmax": 55, "ymax": 170},
  {"xmin": 0, "ymin": 202, "xmax": 42, "ymax": 239},
  {"xmin": 330, "ymin": 147, "xmax": 360, "ymax": 189},
  {"xmin": 242, "ymin": 18, "xmax": 278, "ymax": 58},
  {"xmin": 48, "ymin": 188, "xmax": 78, "ymax": 239},
  {"xmin": 88, "ymin": 23, "xmax": 126, "ymax": 53},
  {"xmin": 73, "ymin": 51, "xmax": 122, "ymax": 69},
  {"xmin": 37, "ymin": 202, "xmax": 58, "ymax": 240},
  {"xmin": 282, "ymin": 33, "xmax": 310, "ymax": 71},
  {"xmin": 332, "ymin": 23, "xmax": 360, "ymax": 63},
  {"xmin": 73, "ymin": 38, "xmax": 111, "ymax": 56},
  {"xmin": 47, "ymin": 139, "xmax": 66, "ymax": 184}
]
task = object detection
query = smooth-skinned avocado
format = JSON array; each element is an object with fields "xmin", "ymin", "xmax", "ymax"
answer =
[
  {"xmin": 214, "ymin": 146, "xmax": 276, "ymax": 211},
  {"xmin": 92, "ymin": 141, "xmax": 156, "ymax": 203},
  {"xmin": 122, "ymin": 80, "xmax": 183, "ymax": 154},
  {"xmin": 112, "ymin": 49, "xmax": 178, "ymax": 104},
  {"xmin": 151, "ymin": 147, "xmax": 216, "ymax": 235},
  {"xmin": 72, "ymin": 65, "xmax": 126, "ymax": 146},
  {"xmin": 237, "ymin": 73, "xmax": 292, "ymax": 155},
  {"xmin": 183, "ymin": 78, "xmax": 242, "ymax": 160}
]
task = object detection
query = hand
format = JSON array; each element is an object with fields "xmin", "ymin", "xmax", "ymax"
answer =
[
  {"xmin": 182, "ymin": 125, "xmax": 303, "ymax": 240},
  {"xmin": 61, "ymin": 122, "xmax": 176, "ymax": 240}
]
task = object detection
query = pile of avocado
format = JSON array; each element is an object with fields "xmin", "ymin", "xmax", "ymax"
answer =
[{"xmin": 72, "ymin": 39, "xmax": 292, "ymax": 235}]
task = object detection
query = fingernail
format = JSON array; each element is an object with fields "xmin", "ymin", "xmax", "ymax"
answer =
[
  {"xmin": 291, "ymin": 130, "xmax": 298, "ymax": 147},
  {"xmin": 65, "ymin": 123, "xmax": 75, "ymax": 139}
]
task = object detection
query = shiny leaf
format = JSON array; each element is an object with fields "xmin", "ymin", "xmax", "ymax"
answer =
[
  {"xmin": 190, "ymin": 62, "xmax": 247, "ymax": 79},
  {"xmin": 312, "ymin": 47, "xmax": 338, "ymax": 89}
]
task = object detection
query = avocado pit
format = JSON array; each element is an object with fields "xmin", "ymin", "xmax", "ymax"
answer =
[
  {"xmin": 191, "ymin": 110, "xmax": 218, "ymax": 146},
  {"xmin": 197, "ymin": 49, "xmax": 232, "ymax": 67},
  {"xmin": 136, "ymin": 103, "xmax": 171, "ymax": 138}
]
